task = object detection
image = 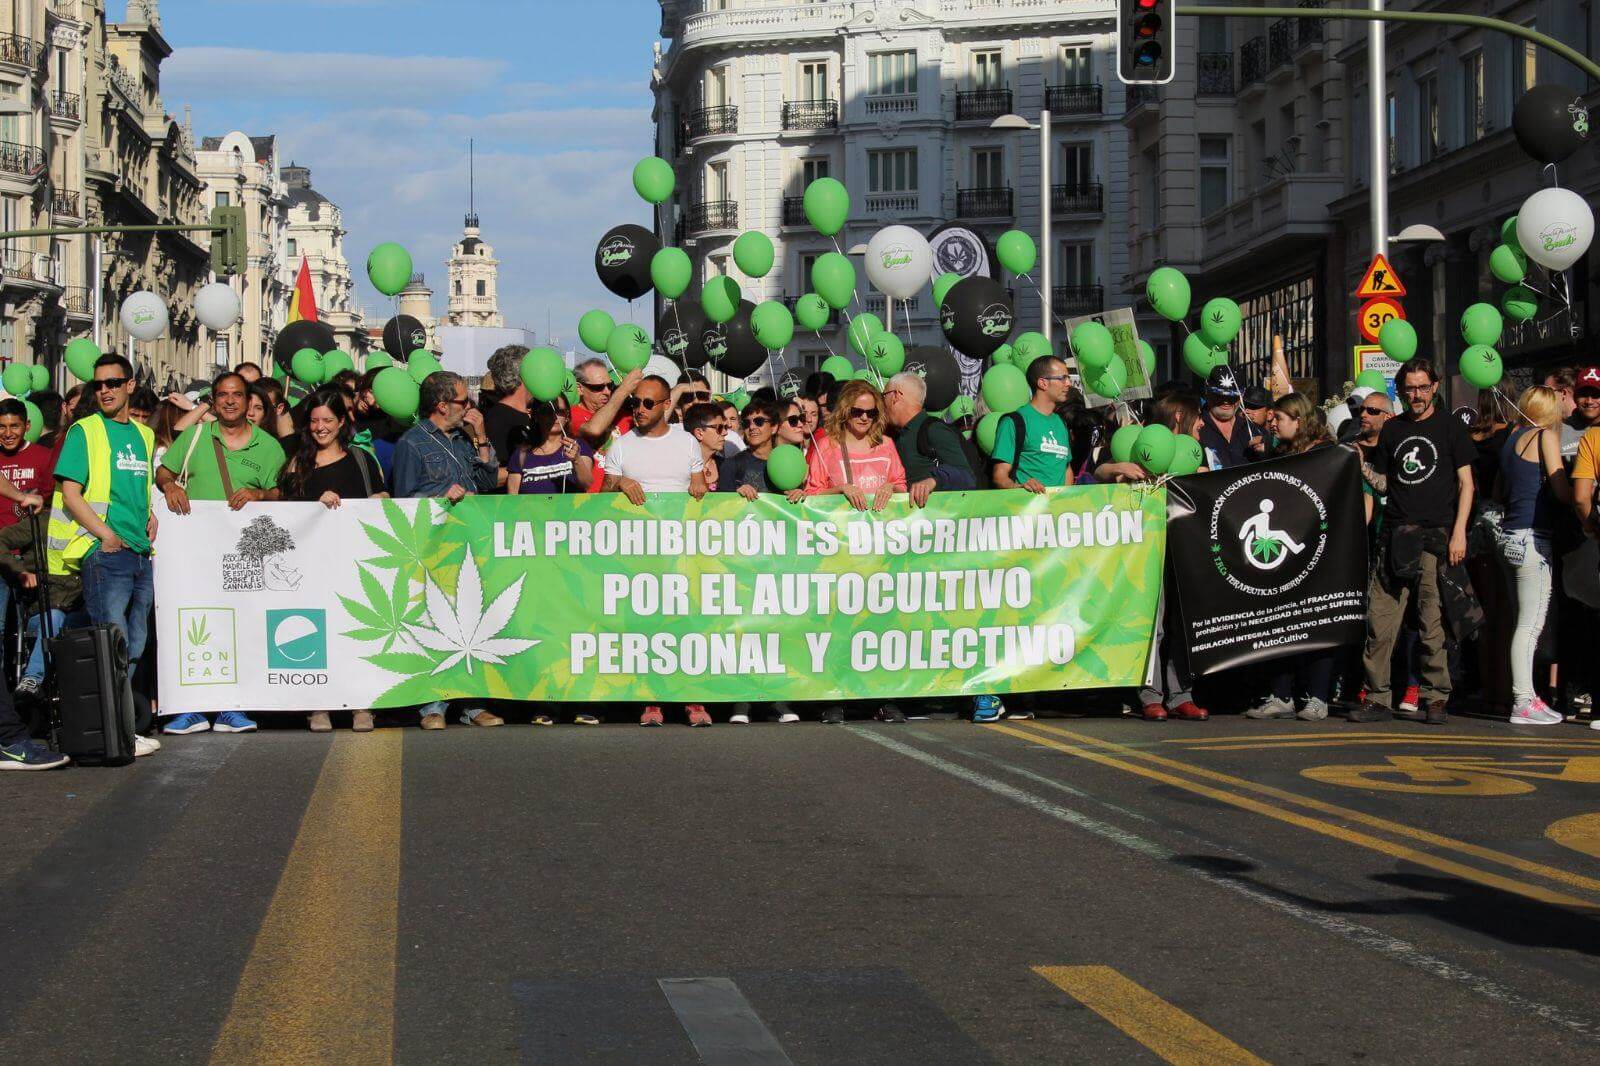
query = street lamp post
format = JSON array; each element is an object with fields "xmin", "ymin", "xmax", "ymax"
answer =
[{"xmin": 991, "ymin": 110, "xmax": 1052, "ymax": 347}]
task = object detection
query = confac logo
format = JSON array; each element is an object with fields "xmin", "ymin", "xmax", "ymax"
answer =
[
  {"xmin": 599, "ymin": 236, "xmax": 635, "ymax": 267},
  {"xmin": 1209, "ymin": 471, "xmax": 1329, "ymax": 596},
  {"xmin": 1393, "ymin": 435, "xmax": 1438, "ymax": 486},
  {"xmin": 977, "ymin": 303, "xmax": 1013, "ymax": 338},
  {"xmin": 222, "ymin": 515, "xmax": 303, "ymax": 592},
  {"xmin": 178, "ymin": 607, "xmax": 235, "ymax": 686}
]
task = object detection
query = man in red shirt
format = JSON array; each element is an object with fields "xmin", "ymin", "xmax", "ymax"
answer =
[
  {"xmin": 569, "ymin": 359, "xmax": 638, "ymax": 492},
  {"xmin": 0, "ymin": 398, "xmax": 53, "ymax": 533}
]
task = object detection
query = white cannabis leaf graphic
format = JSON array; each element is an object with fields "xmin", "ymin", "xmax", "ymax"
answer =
[{"xmin": 406, "ymin": 548, "xmax": 538, "ymax": 674}]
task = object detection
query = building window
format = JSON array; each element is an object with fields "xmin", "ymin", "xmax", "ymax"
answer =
[
  {"xmin": 704, "ymin": 66, "xmax": 729, "ymax": 108},
  {"xmin": 972, "ymin": 49, "xmax": 1003, "ymax": 90},
  {"xmin": 1518, "ymin": 22, "xmax": 1538, "ymax": 96},
  {"xmin": 1387, "ymin": 92, "xmax": 1398, "ymax": 172},
  {"xmin": 286, "ymin": 238, "xmax": 297, "ymax": 258},
  {"xmin": 798, "ymin": 60, "xmax": 828, "ymax": 101},
  {"xmin": 1060, "ymin": 142, "xmax": 1093, "ymax": 186},
  {"xmin": 1199, "ymin": 136, "xmax": 1231, "ymax": 217},
  {"xmin": 1462, "ymin": 50, "xmax": 1486, "ymax": 141},
  {"xmin": 1249, "ymin": 118, "xmax": 1267, "ymax": 188},
  {"xmin": 705, "ymin": 160, "xmax": 728, "ymax": 201},
  {"xmin": 1058, "ymin": 242, "xmax": 1094, "ymax": 288},
  {"xmin": 476, "ymin": 280, "xmax": 486, "ymax": 297},
  {"xmin": 1417, "ymin": 74, "xmax": 1440, "ymax": 162},
  {"xmin": 868, "ymin": 148, "xmax": 917, "ymax": 192},
  {"xmin": 455, "ymin": 280, "xmax": 462, "ymax": 295},
  {"xmin": 1061, "ymin": 45, "xmax": 1093, "ymax": 85},
  {"xmin": 798, "ymin": 251, "xmax": 820, "ymax": 293},
  {"xmin": 214, "ymin": 335, "xmax": 229, "ymax": 363},
  {"xmin": 867, "ymin": 51, "xmax": 916, "ymax": 96},
  {"xmin": 1141, "ymin": 146, "xmax": 1160, "ymax": 230},
  {"xmin": 972, "ymin": 147, "xmax": 1004, "ymax": 189},
  {"xmin": 215, "ymin": 191, "xmax": 231, "ymax": 207},
  {"xmin": 801, "ymin": 157, "xmax": 829, "ymax": 186}
]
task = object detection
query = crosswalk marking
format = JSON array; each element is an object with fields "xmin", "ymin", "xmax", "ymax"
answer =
[
  {"xmin": 659, "ymin": 977, "xmax": 794, "ymax": 1065},
  {"xmin": 1034, "ymin": 966, "xmax": 1269, "ymax": 1065}
]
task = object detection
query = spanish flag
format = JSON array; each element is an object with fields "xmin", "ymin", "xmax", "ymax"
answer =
[{"xmin": 286, "ymin": 256, "xmax": 318, "ymax": 324}]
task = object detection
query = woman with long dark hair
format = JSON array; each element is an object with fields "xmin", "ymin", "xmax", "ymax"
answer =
[{"xmin": 507, "ymin": 395, "xmax": 594, "ymax": 495}]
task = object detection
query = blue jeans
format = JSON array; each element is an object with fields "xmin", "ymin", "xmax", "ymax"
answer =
[
  {"xmin": 419, "ymin": 700, "xmax": 485, "ymax": 723},
  {"xmin": 81, "ymin": 549, "xmax": 154, "ymax": 662},
  {"xmin": 22, "ymin": 607, "xmax": 90, "ymax": 682}
]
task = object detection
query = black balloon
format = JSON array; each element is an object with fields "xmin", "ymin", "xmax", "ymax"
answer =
[
  {"xmin": 707, "ymin": 300, "xmax": 766, "ymax": 379},
  {"xmin": 1513, "ymin": 85, "xmax": 1590, "ymax": 165},
  {"xmin": 273, "ymin": 319, "xmax": 337, "ymax": 369},
  {"xmin": 594, "ymin": 224, "xmax": 660, "ymax": 301},
  {"xmin": 939, "ymin": 276, "xmax": 1014, "ymax": 358},
  {"xmin": 381, "ymin": 314, "xmax": 428, "ymax": 359},
  {"xmin": 656, "ymin": 301, "xmax": 709, "ymax": 370},
  {"xmin": 777, "ymin": 368, "xmax": 804, "ymax": 399},
  {"xmin": 905, "ymin": 346, "xmax": 961, "ymax": 412}
]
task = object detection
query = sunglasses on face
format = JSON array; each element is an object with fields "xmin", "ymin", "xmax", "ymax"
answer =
[
  {"xmin": 744, "ymin": 416, "xmax": 772, "ymax": 428},
  {"xmin": 93, "ymin": 377, "xmax": 130, "ymax": 391},
  {"xmin": 685, "ymin": 390, "xmax": 711, "ymax": 401},
  {"xmin": 1361, "ymin": 405, "xmax": 1389, "ymax": 416},
  {"xmin": 635, "ymin": 397, "xmax": 664, "ymax": 411},
  {"xmin": 580, "ymin": 380, "xmax": 612, "ymax": 392},
  {"xmin": 849, "ymin": 406, "xmax": 878, "ymax": 420},
  {"xmin": 785, "ymin": 415, "xmax": 805, "ymax": 426}
]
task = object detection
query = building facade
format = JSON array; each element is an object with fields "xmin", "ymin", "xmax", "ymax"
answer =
[
  {"xmin": 282, "ymin": 162, "xmax": 365, "ymax": 356},
  {"xmin": 652, "ymin": 0, "xmax": 1130, "ymax": 379},
  {"xmin": 445, "ymin": 211, "xmax": 503, "ymax": 328},
  {"xmin": 395, "ymin": 272, "xmax": 436, "ymax": 350},
  {"xmin": 195, "ymin": 131, "xmax": 287, "ymax": 373}
]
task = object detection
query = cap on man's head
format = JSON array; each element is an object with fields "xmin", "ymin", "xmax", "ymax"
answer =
[
  {"xmin": 1577, "ymin": 367, "xmax": 1600, "ymax": 396},
  {"xmin": 1242, "ymin": 385, "xmax": 1270, "ymax": 410},
  {"xmin": 1204, "ymin": 364, "xmax": 1241, "ymax": 398}
]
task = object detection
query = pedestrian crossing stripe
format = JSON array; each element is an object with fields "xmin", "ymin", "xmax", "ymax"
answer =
[{"xmin": 1356, "ymin": 253, "xmax": 1406, "ymax": 298}]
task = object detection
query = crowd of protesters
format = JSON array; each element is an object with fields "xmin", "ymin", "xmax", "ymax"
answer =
[{"xmin": 3, "ymin": 341, "xmax": 1600, "ymax": 771}]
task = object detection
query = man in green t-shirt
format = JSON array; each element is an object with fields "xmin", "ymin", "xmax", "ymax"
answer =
[
  {"xmin": 153, "ymin": 372, "xmax": 284, "ymax": 736},
  {"xmin": 53, "ymin": 354, "xmax": 160, "ymax": 756},
  {"xmin": 156, "ymin": 372, "xmax": 285, "ymax": 512},
  {"xmin": 992, "ymin": 355, "xmax": 1075, "ymax": 492}
]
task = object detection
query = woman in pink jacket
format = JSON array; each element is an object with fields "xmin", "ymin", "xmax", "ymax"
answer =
[{"xmin": 801, "ymin": 379, "xmax": 907, "ymax": 510}]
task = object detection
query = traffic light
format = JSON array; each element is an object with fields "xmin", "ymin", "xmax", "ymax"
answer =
[
  {"xmin": 1118, "ymin": 0, "xmax": 1175, "ymax": 86},
  {"xmin": 209, "ymin": 205, "xmax": 246, "ymax": 277}
]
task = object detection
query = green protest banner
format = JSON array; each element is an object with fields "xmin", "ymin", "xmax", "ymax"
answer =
[{"xmin": 156, "ymin": 487, "xmax": 1166, "ymax": 712}]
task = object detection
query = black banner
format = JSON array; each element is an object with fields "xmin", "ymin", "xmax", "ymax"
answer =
[{"xmin": 1167, "ymin": 446, "xmax": 1369, "ymax": 675}]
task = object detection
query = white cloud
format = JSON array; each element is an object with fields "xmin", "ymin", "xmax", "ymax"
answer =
[{"xmin": 165, "ymin": 47, "xmax": 505, "ymax": 101}]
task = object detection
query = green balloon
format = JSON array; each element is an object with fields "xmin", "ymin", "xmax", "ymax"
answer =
[
  {"xmin": 866, "ymin": 332, "xmax": 905, "ymax": 376},
  {"xmin": 1146, "ymin": 267, "xmax": 1192, "ymax": 322},
  {"xmin": 1088, "ymin": 358, "xmax": 1127, "ymax": 400},
  {"xmin": 21, "ymin": 398, "xmax": 41, "ymax": 443},
  {"xmin": 290, "ymin": 347, "xmax": 325, "ymax": 386},
  {"xmin": 367, "ymin": 242, "xmax": 413, "ymax": 297},
  {"xmin": 322, "ymin": 350, "xmax": 356, "ymax": 379},
  {"xmin": 1460, "ymin": 302, "xmax": 1503, "ymax": 348},
  {"xmin": 521, "ymin": 347, "xmax": 566, "ymax": 401},
  {"xmin": 1378, "ymin": 318, "xmax": 1419, "ymax": 361},
  {"xmin": 1183, "ymin": 333, "xmax": 1220, "ymax": 378},
  {"xmin": 563, "ymin": 385, "xmax": 580, "ymax": 407},
  {"xmin": 802, "ymin": 177, "xmax": 850, "ymax": 237},
  {"xmin": 1132, "ymin": 423, "xmax": 1177, "ymax": 477},
  {"xmin": 932, "ymin": 272, "xmax": 962, "ymax": 308},
  {"xmin": 1012, "ymin": 332, "xmax": 1051, "ymax": 364},
  {"xmin": 64, "ymin": 337, "xmax": 100, "ymax": 381},
  {"xmin": 1502, "ymin": 285, "xmax": 1539, "ymax": 323},
  {"xmin": 28, "ymin": 364, "xmax": 48, "ymax": 393},
  {"xmin": 820, "ymin": 355, "xmax": 855, "ymax": 382},
  {"xmin": 795, "ymin": 293, "xmax": 831, "ymax": 332},
  {"xmin": 1489, "ymin": 243, "xmax": 1528, "ymax": 285},
  {"xmin": 651, "ymin": 248, "xmax": 693, "ymax": 300},
  {"xmin": 1071, "ymin": 321, "xmax": 1115, "ymax": 372},
  {"xmin": 766, "ymin": 443, "xmax": 808, "ymax": 491},
  {"xmin": 1136, "ymin": 339, "xmax": 1156, "ymax": 379},
  {"xmin": 0, "ymin": 364, "xmax": 29, "ymax": 397},
  {"xmin": 732, "ymin": 231, "xmax": 775, "ymax": 278},
  {"xmin": 946, "ymin": 395, "xmax": 976, "ymax": 421},
  {"xmin": 725, "ymin": 387, "xmax": 750, "ymax": 412},
  {"xmin": 632, "ymin": 156, "xmax": 675, "ymax": 205},
  {"xmin": 981, "ymin": 364, "xmax": 1030, "ymax": 414},
  {"xmin": 372, "ymin": 366, "xmax": 419, "ymax": 419},
  {"xmin": 701, "ymin": 276, "xmax": 741, "ymax": 324},
  {"xmin": 1500, "ymin": 215, "xmax": 1519, "ymax": 248},
  {"xmin": 853, "ymin": 368, "xmax": 876, "ymax": 382},
  {"xmin": 365, "ymin": 352, "xmax": 394, "ymax": 371},
  {"xmin": 975, "ymin": 412, "xmax": 1004, "ymax": 455},
  {"xmin": 1459, "ymin": 344, "xmax": 1503, "ymax": 390},
  {"xmin": 607, "ymin": 324, "xmax": 652, "ymax": 373},
  {"xmin": 1168, "ymin": 434, "xmax": 1205, "ymax": 477},
  {"xmin": 847, "ymin": 313, "xmax": 883, "ymax": 358},
  {"xmin": 750, "ymin": 300, "xmax": 795, "ymax": 350},
  {"xmin": 989, "ymin": 343, "xmax": 1015, "ymax": 367},
  {"xmin": 406, "ymin": 349, "xmax": 442, "ymax": 384},
  {"xmin": 1198, "ymin": 297, "xmax": 1243, "ymax": 347},
  {"xmin": 1110, "ymin": 423, "xmax": 1142, "ymax": 464},
  {"xmin": 996, "ymin": 230, "xmax": 1037, "ymax": 275},
  {"xmin": 578, "ymin": 309, "xmax": 616, "ymax": 354},
  {"xmin": 1355, "ymin": 369, "xmax": 1388, "ymax": 392},
  {"xmin": 811, "ymin": 252, "xmax": 856, "ymax": 311}
]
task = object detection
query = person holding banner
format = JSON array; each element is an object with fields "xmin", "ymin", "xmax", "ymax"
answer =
[
  {"xmin": 717, "ymin": 400, "xmax": 785, "ymax": 497},
  {"xmin": 991, "ymin": 357, "xmax": 1075, "ymax": 494},
  {"xmin": 1140, "ymin": 394, "xmax": 1210, "ymax": 723}
]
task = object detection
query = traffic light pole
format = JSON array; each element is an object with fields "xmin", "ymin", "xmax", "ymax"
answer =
[{"xmin": 1366, "ymin": 0, "xmax": 1387, "ymax": 258}]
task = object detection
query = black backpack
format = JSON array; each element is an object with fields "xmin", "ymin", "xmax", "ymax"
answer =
[{"xmin": 916, "ymin": 416, "xmax": 990, "ymax": 490}]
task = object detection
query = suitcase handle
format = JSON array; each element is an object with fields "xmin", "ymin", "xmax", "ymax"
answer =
[{"xmin": 28, "ymin": 509, "xmax": 62, "ymax": 751}]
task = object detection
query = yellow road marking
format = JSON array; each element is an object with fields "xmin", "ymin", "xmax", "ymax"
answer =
[
  {"xmin": 211, "ymin": 732, "xmax": 402, "ymax": 1065},
  {"xmin": 990, "ymin": 723, "xmax": 1600, "ymax": 909},
  {"xmin": 1034, "ymin": 966, "xmax": 1269, "ymax": 1066},
  {"xmin": 1174, "ymin": 738, "xmax": 1600, "ymax": 752},
  {"xmin": 1167, "ymin": 732, "xmax": 1600, "ymax": 749},
  {"xmin": 1547, "ymin": 813, "xmax": 1600, "ymax": 862}
]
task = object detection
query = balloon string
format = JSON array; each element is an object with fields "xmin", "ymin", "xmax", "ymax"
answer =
[
  {"xmin": 668, "ymin": 300, "xmax": 688, "ymax": 376},
  {"xmin": 1015, "ymin": 272, "xmax": 1078, "ymax": 335}
]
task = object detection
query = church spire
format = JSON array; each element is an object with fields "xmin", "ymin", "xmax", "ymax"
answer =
[{"xmin": 464, "ymin": 138, "xmax": 478, "ymax": 231}]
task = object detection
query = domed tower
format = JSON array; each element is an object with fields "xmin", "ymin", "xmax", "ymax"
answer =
[{"xmin": 446, "ymin": 141, "xmax": 504, "ymax": 328}]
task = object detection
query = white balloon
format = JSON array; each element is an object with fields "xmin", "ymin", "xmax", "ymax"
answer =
[
  {"xmin": 119, "ymin": 291, "xmax": 169, "ymax": 342},
  {"xmin": 865, "ymin": 225, "xmax": 934, "ymax": 301},
  {"xmin": 194, "ymin": 282, "xmax": 241, "ymax": 331},
  {"xmin": 1516, "ymin": 187, "xmax": 1595, "ymax": 271}
]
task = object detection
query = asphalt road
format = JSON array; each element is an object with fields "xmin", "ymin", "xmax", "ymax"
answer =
[{"xmin": 3, "ymin": 711, "xmax": 1599, "ymax": 1064}]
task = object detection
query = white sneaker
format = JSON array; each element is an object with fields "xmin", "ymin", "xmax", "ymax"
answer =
[
  {"xmin": 729, "ymin": 713, "xmax": 750, "ymax": 725},
  {"xmin": 133, "ymin": 734, "xmax": 160, "ymax": 757},
  {"xmin": 1510, "ymin": 699, "xmax": 1562, "ymax": 726},
  {"xmin": 777, "ymin": 712, "xmax": 799, "ymax": 724}
]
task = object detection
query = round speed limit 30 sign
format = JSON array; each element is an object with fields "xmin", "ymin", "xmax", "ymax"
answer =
[{"xmin": 1358, "ymin": 297, "xmax": 1405, "ymax": 343}]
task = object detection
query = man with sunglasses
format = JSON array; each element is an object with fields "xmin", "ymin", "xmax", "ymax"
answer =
[
  {"xmin": 1197, "ymin": 365, "xmax": 1261, "ymax": 469},
  {"xmin": 48, "ymin": 354, "xmax": 160, "ymax": 756},
  {"xmin": 570, "ymin": 359, "xmax": 639, "ymax": 492}
]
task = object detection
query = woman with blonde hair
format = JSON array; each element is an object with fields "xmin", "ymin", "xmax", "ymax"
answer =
[
  {"xmin": 1495, "ymin": 385, "xmax": 1572, "ymax": 725},
  {"xmin": 1268, "ymin": 393, "xmax": 1333, "ymax": 455},
  {"xmin": 801, "ymin": 379, "xmax": 907, "ymax": 511}
]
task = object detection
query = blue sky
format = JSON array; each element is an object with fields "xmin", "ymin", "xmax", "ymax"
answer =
[{"xmin": 157, "ymin": 0, "xmax": 660, "ymax": 347}]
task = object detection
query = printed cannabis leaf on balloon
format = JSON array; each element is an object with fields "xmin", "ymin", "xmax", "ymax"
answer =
[
  {"xmin": 406, "ymin": 547, "xmax": 539, "ymax": 675},
  {"xmin": 339, "ymin": 562, "xmax": 425, "ymax": 652}
]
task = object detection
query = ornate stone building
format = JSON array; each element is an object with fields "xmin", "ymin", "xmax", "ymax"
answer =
[
  {"xmin": 282, "ymin": 162, "xmax": 364, "ymax": 355},
  {"xmin": 445, "ymin": 211, "xmax": 503, "ymax": 328},
  {"xmin": 195, "ymin": 131, "xmax": 288, "ymax": 373}
]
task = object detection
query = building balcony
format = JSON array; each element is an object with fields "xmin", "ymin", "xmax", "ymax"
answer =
[
  {"xmin": 1240, "ymin": 37, "xmax": 1268, "ymax": 88},
  {"xmin": 956, "ymin": 88, "xmax": 1012, "ymax": 122},
  {"xmin": 676, "ymin": 1, "xmax": 852, "ymax": 54},
  {"xmin": 1197, "ymin": 52, "xmax": 1234, "ymax": 97},
  {"xmin": 681, "ymin": 104, "xmax": 738, "ymax": 143},
  {"xmin": 48, "ymin": 91, "xmax": 80, "ymax": 122},
  {"xmin": 1269, "ymin": 20, "xmax": 1295, "ymax": 72},
  {"xmin": 52, "ymin": 188, "xmax": 81, "ymax": 219},
  {"xmin": 1200, "ymin": 174, "xmax": 1344, "ymax": 272},
  {"xmin": 864, "ymin": 293, "xmax": 922, "ymax": 320},
  {"xmin": 1052, "ymin": 285, "xmax": 1104, "ymax": 317},
  {"xmin": 1045, "ymin": 84, "xmax": 1102, "ymax": 117},
  {"xmin": 0, "ymin": 32, "xmax": 36, "ymax": 72},
  {"xmin": 1297, "ymin": 1, "xmax": 1327, "ymax": 51},
  {"xmin": 865, "ymin": 192, "xmax": 918, "ymax": 215},
  {"xmin": 865, "ymin": 93, "xmax": 916, "ymax": 115},
  {"xmin": 1052, "ymin": 183, "xmax": 1104, "ymax": 215},
  {"xmin": 688, "ymin": 199, "xmax": 738, "ymax": 235},
  {"xmin": 1124, "ymin": 84, "xmax": 1159, "ymax": 117},
  {"xmin": 956, "ymin": 187, "xmax": 1012, "ymax": 219},
  {"xmin": 1, "ymin": 249, "xmax": 60, "ymax": 289},
  {"xmin": 781, "ymin": 196, "xmax": 807, "ymax": 228},
  {"xmin": 0, "ymin": 141, "xmax": 46, "ymax": 181},
  {"xmin": 63, "ymin": 284, "xmax": 91, "ymax": 318},
  {"xmin": 781, "ymin": 99, "xmax": 837, "ymax": 131}
]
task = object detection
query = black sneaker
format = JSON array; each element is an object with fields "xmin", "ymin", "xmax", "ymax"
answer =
[
  {"xmin": 1347, "ymin": 701, "xmax": 1392, "ymax": 723},
  {"xmin": 821, "ymin": 706, "xmax": 845, "ymax": 725},
  {"xmin": 875, "ymin": 702, "xmax": 906, "ymax": 723},
  {"xmin": 1424, "ymin": 699, "xmax": 1449, "ymax": 725}
]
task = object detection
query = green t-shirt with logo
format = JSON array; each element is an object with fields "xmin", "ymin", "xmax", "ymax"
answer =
[
  {"xmin": 53, "ymin": 414, "xmax": 153, "ymax": 555},
  {"xmin": 992, "ymin": 404, "xmax": 1072, "ymax": 487},
  {"xmin": 161, "ymin": 423, "xmax": 286, "ymax": 501}
]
